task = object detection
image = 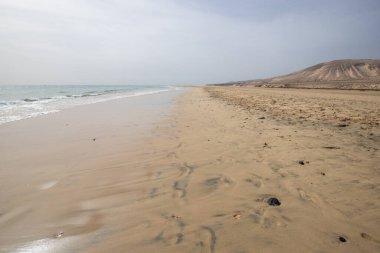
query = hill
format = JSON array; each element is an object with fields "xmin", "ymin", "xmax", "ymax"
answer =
[{"xmin": 213, "ymin": 59, "xmax": 380, "ymax": 90}]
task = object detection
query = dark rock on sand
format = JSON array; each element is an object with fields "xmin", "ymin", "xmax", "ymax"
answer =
[
  {"xmin": 55, "ymin": 231, "xmax": 64, "ymax": 238},
  {"xmin": 338, "ymin": 236, "xmax": 347, "ymax": 243},
  {"xmin": 298, "ymin": 160, "xmax": 305, "ymax": 165},
  {"xmin": 323, "ymin": 146, "xmax": 340, "ymax": 149},
  {"xmin": 267, "ymin": 198, "xmax": 281, "ymax": 206},
  {"xmin": 233, "ymin": 214, "xmax": 242, "ymax": 220}
]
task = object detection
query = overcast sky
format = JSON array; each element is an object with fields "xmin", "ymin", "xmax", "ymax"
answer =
[{"xmin": 1, "ymin": 0, "xmax": 379, "ymax": 85}]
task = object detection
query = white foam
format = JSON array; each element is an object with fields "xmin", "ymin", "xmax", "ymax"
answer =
[{"xmin": 0, "ymin": 87, "xmax": 180, "ymax": 125}]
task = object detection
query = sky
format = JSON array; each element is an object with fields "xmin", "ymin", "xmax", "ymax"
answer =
[{"xmin": 0, "ymin": 0, "xmax": 379, "ymax": 85}]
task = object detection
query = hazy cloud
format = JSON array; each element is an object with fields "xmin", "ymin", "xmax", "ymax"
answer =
[{"xmin": 0, "ymin": 0, "xmax": 379, "ymax": 85}]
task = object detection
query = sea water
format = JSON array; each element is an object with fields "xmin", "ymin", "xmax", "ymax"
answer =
[{"xmin": 0, "ymin": 85, "xmax": 176, "ymax": 125}]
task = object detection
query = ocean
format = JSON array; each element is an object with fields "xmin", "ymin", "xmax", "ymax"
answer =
[{"xmin": 0, "ymin": 85, "xmax": 176, "ymax": 125}]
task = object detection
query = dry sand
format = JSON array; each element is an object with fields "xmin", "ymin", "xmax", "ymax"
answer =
[{"xmin": 0, "ymin": 87, "xmax": 379, "ymax": 253}]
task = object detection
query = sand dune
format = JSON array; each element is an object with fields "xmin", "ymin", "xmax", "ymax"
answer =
[{"xmin": 214, "ymin": 59, "xmax": 380, "ymax": 89}]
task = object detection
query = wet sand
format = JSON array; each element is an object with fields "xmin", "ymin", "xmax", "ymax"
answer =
[{"xmin": 1, "ymin": 87, "xmax": 380, "ymax": 253}]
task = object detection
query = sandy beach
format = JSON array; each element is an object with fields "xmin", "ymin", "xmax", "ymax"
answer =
[
  {"xmin": 1, "ymin": 87, "xmax": 379, "ymax": 253},
  {"xmin": 2, "ymin": 1, "xmax": 379, "ymax": 252}
]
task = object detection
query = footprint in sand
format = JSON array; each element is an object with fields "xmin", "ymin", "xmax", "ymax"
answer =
[
  {"xmin": 203, "ymin": 175, "xmax": 234, "ymax": 192},
  {"xmin": 179, "ymin": 163, "xmax": 195, "ymax": 177},
  {"xmin": 297, "ymin": 188, "xmax": 312, "ymax": 201},
  {"xmin": 172, "ymin": 163, "xmax": 197, "ymax": 199},
  {"xmin": 154, "ymin": 214, "xmax": 186, "ymax": 246},
  {"xmin": 149, "ymin": 187, "xmax": 159, "ymax": 198},
  {"xmin": 261, "ymin": 217, "xmax": 287, "ymax": 229},
  {"xmin": 196, "ymin": 226, "xmax": 216, "ymax": 253},
  {"xmin": 166, "ymin": 152, "xmax": 178, "ymax": 159},
  {"xmin": 245, "ymin": 174, "xmax": 263, "ymax": 188},
  {"xmin": 250, "ymin": 194, "xmax": 288, "ymax": 228},
  {"xmin": 297, "ymin": 188, "xmax": 319, "ymax": 204},
  {"xmin": 172, "ymin": 179, "xmax": 188, "ymax": 199},
  {"xmin": 154, "ymin": 171, "xmax": 162, "ymax": 179},
  {"xmin": 248, "ymin": 211, "xmax": 287, "ymax": 229}
]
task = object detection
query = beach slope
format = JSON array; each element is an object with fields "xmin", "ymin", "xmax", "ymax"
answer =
[{"xmin": 0, "ymin": 87, "xmax": 379, "ymax": 253}]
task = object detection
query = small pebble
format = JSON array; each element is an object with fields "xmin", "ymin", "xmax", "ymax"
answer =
[
  {"xmin": 298, "ymin": 160, "xmax": 305, "ymax": 165},
  {"xmin": 233, "ymin": 214, "xmax": 242, "ymax": 220},
  {"xmin": 267, "ymin": 197, "xmax": 281, "ymax": 206},
  {"xmin": 338, "ymin": 236, "xmax": 347, "ymax": 243},
  {"xmin": 323, "ymin": 146, "xmax": 340, "ymax": 149},
  {"xmin": 55, "ymin": 231, "xmax": 64, "ymax": 238},
  {"xmin": 321, "ymin": 172, "xmax": 326, "ymax": 176},
  {"xmin": 360, "ymin": 232, "xmax": 372, "ymax": 240}
]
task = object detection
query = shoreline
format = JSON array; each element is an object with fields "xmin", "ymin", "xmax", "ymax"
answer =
[
  {"xmin": 0, "ymin": 90, "xmax": 183, "ymax": 252},
  {"xmin": 0, "ymin": 85, "xmax": 177, "ymax": 126},
  {"xmin": 1, "ymin": 86, "xmax": 379, "ymax": 252}
]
